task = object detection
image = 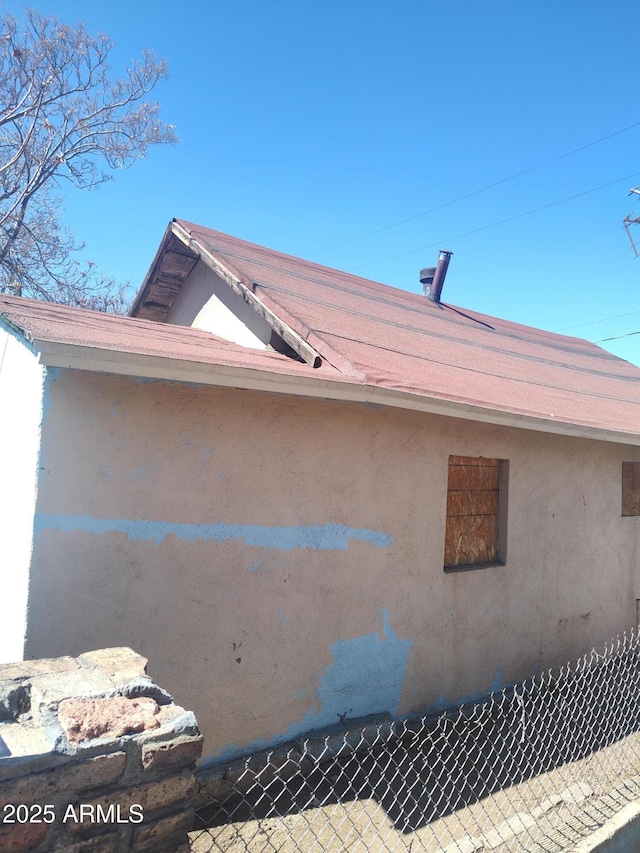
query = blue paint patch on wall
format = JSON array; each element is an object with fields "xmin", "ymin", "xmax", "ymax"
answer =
[
  {"xmin": 205, "ymin": 609, "xmax": 412, "ymax": 766},
  {"xmin": 33, "ymin": 513, "xmax": 394, "ymax": 550},
  {"xmin": 288, "ymin": 609, "xmax": 412, "ymax": 733},
  {"xmin": 207, "ymin": 659, "xmax": 507, "ymax": 769},
  {"xmin": 489, "ymin": 668, "xmax": 503, "ymax": 694}
]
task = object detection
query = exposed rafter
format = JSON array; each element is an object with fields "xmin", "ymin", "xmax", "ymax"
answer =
[{"xmin": 168, "ymin": 220, "xmax": 322, "ymax": 368}]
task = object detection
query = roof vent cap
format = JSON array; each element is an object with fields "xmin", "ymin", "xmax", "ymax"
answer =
[{"xmin": 421, "ymin": 250, "xmax": 453, "ymax": 303}]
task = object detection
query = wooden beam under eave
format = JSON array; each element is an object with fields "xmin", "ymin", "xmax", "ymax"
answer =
[
  {"xmin": 169, "ymin": 220, "xmax": 323, "ymax": 368},
  {"xmin": 130, "ymin": 225, "xmax": 199, "ymax": 321}
]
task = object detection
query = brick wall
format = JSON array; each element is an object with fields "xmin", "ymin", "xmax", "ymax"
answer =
[{"xmin": 0, "ymin": 648, "xmax": 202, "ymax": 853}]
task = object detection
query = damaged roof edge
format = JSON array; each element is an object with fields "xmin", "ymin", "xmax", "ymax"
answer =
[
  {"xmin": 0, "ymin": 312, "xmax": 35, "ymax": 349},
  {"xmin": 170, "ymin": 221, "xmax": 323, "ymax": 369},
  {"xmin": 128, "ymin": 222, "xmax": 188, "ymax": 319},
  {"xmin": 130, "ymin": 219, "xmax": 323, "ymax": 369},
  {"xmin": 30, "ymin": 337, "xmax": 640, "ymax": 447}
]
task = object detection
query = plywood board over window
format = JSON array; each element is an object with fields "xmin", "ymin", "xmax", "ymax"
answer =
[
  {"xmin": 444, "ymin": 455, "xmax": 508, "ymax": 571},
  {"xmin": 622, "ymin": 462, "xmax": 640, "ymax": 516}
]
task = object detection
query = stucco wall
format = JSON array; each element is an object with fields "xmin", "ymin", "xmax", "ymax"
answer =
[
  {"xmin": 0, "ymin": 325, "xmax": 44, "ymax": 663},
  {"xmin": 165, "ymin": 259, "xmax": 272, "ymax": 347},
  {"xmin": 24, "ymin": 369, "xmax": 640, "ymax": 763}
]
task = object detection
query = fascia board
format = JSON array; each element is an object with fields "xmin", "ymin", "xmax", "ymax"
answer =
[
  {"xmin": 33, "ymin": 339, "xmax": 640, "ymax": 448},
  {"xmin": 128, "ymin": 222, "xmax": 178, "ymax": 318},
  {"xmin": 0, "ymin": 313, "xmax": 36, "ymax": 354}
]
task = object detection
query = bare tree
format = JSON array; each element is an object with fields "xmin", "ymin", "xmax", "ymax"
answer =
[{"xmin": 0, "ymin": 9, "xmax": 177, "ymax": 311}]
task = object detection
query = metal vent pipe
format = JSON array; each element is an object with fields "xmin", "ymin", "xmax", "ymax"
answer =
[{"xmin": 421, "ymin": 250, "xmax": 453, "ymax": 303}]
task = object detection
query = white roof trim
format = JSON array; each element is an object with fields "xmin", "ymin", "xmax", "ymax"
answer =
[
  {"xmin": 32, "ymin": 338, "xmax": 640, "ymax": 447},
  {"xmin": 170, "ymin": 221, "xmax": 322, "ymax": 368}
]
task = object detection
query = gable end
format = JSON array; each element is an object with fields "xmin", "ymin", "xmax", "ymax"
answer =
[{"xmin": 131, "ymin": 231, "xmax": 199, "ymax": 322}]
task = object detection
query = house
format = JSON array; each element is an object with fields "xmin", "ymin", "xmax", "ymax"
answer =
[{"xmin": 3, "ymin": 218, "xmax": 640, "ymax": 765}]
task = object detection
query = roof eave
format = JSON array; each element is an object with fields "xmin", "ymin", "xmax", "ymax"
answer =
[
  {"xmin": 0, "ymin": 311, "xmax": 31, "ymax": 343},
  {"xmin": 32, "ymin": 338, "xmax": 640, "ymax": 448},
  {"xmin": 130, "ymin": 220, "xmax": 323, "ymax": 369},
  {"xmin": 169, "ymin": 220, "xmax": 322, "ymax": 368},
  {"xmin": 129, "ymin": 222, "xmax": 200, "ymax": 322}
]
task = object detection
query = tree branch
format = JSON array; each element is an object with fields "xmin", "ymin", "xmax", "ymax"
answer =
[{"xmin": 0, "ymin": 8, "xmax": 176, "ymax": 311}]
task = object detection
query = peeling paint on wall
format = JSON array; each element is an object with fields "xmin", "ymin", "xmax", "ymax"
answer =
[{"xmin": 33, "ymin": 513, "xmax": 394, "ymax": 550}]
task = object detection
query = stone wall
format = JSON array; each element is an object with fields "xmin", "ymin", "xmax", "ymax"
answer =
[{"xmin": 0, "ymin": 648, "xmax": 202, "ymax": 853}]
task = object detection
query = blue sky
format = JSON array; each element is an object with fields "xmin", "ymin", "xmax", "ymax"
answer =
[{"xmin": 5, "ymin": 1, "xmax": 640, "ymax": 363}]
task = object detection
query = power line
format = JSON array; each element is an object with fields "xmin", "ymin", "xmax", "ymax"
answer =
[
  {"xmin": 306, "ymin": 167, "xmax": 538, "ymax": 256},
  {"xmin": 595, "ymin": 330, "xmax": 640, "ymax": 343},
  {"xmin": 554, "ymin": 309, "xmax": 640, "ymax": 333},
  {"xmin": 345, "ymin": 171, "xmax": 640, "ymax": 272},
  {"xmin": 307, "ymin": 119, "xmax": 640, "ymax": 259}
]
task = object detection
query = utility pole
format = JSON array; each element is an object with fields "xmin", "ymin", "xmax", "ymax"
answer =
[{"xmin": 623, "ymin": 187, "xmax": 640, "ymax": 256}]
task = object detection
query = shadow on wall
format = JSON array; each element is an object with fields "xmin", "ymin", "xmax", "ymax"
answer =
[{"xmin": 195, "ymin": 639, "xmax": 640, "ymax": 837}]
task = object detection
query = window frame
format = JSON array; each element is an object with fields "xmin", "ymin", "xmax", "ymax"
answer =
[{"xmin": 443, "ymin": 455, "xmax": 509, "ymax": 573}]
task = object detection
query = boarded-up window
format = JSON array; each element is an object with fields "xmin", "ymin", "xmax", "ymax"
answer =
[
  {"xmin": 622, "ymin": 462, "xmax": 640, "ymax": 516},
  {"xmin": 444, "ymin": 455, "xmax": 507, "ymax": 570}
]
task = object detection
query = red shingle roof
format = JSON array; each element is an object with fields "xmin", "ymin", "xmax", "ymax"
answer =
[
  {"xmin": 0, "ymin": 294, "xmax": 342, "ymax": 380},
  {"xmin": 165, "ymin": 219, "xmax": 640, "ymax": 437},
  {"xmin": 4, "ymin": 218, "xmax": 640, "ymax": 443}
]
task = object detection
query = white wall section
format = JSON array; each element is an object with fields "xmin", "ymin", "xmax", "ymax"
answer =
[
  {"xmin": 166, "ymin": 260, "xmax": 272, "ymax": 348},
  {"xmin": 0, "ymin": 324, "xmax": 44, "ymax": 662}
]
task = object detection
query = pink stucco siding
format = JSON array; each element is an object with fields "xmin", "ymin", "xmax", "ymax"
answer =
[{"xmin": 25, "ymin": 368, "xmax": 640, "ymax": 762}]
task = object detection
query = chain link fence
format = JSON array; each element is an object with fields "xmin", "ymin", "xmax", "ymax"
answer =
[{"xmin": 190, "ymin": 629, "xmax": 640, "ymax": 852}]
